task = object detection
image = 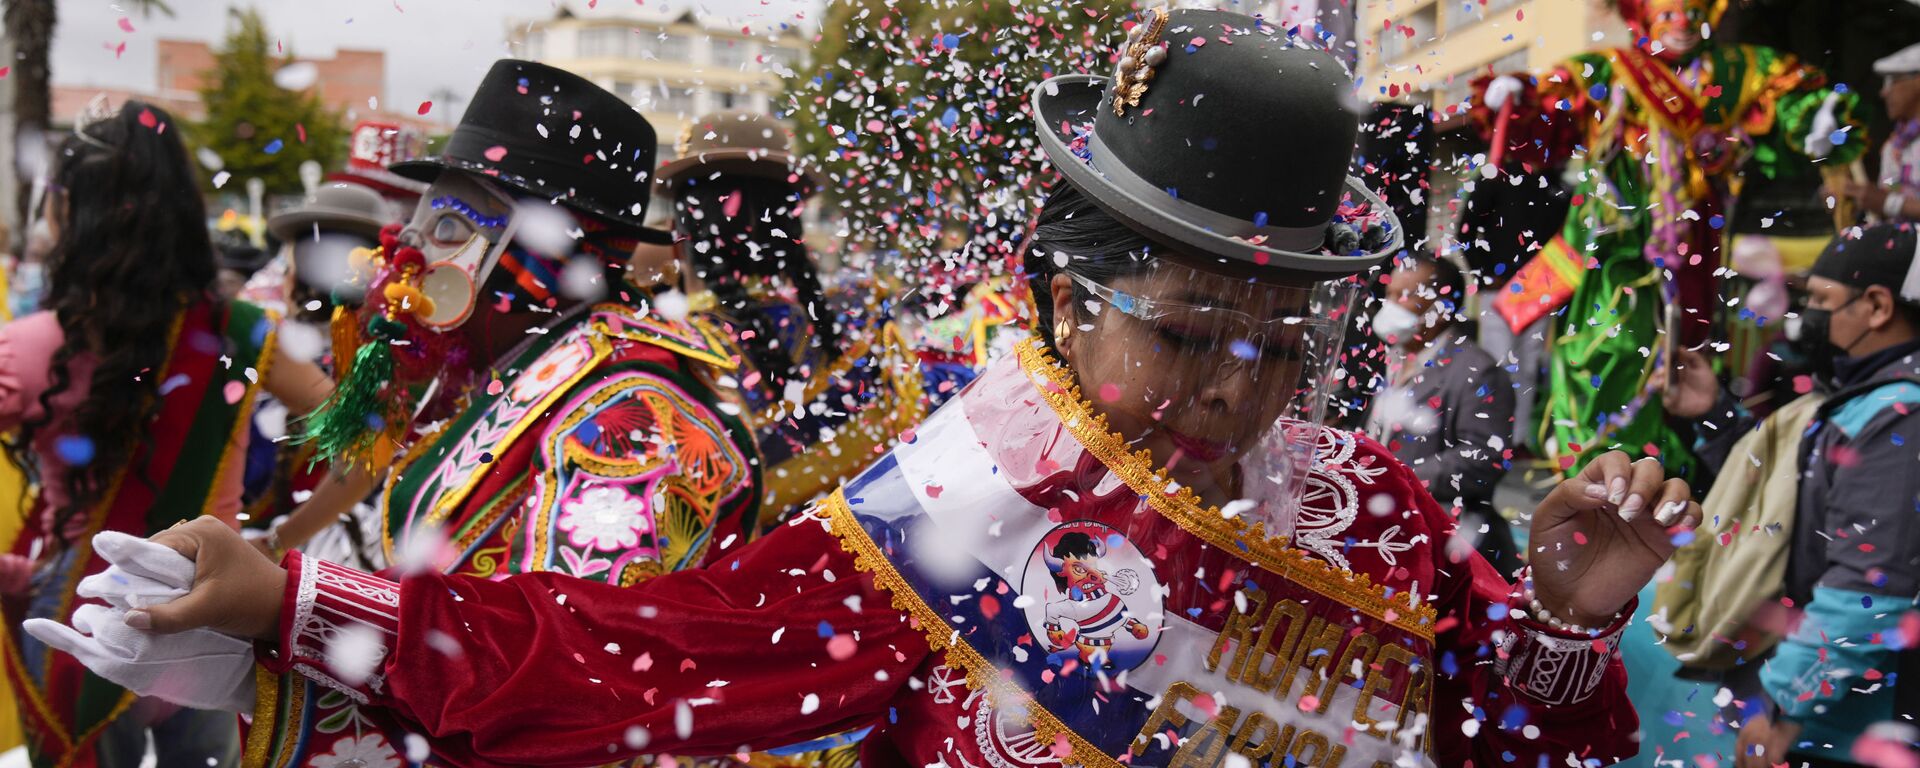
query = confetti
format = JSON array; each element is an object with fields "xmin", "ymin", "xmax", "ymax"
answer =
[{"xmin": 825, "ymin": 634, "xmax": 857, "ymax": 661}]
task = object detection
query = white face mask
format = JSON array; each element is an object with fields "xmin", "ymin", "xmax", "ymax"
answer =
[{"xmin": 1371, "ymin": 301, "xmax": 1422, "ymax": 345}]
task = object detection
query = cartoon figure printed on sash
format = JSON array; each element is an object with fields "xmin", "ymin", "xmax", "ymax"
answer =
[
  {"xmin": 1030, "ymin": 522, "xmax": 1157, "ymax": 674},
  {"xmin": 1476, "ymin": 0, "xmax": 1867, "ymax": 474}
]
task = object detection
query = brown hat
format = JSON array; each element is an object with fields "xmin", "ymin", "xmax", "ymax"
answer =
[
  {"xmin": 655, "ymin": 111, "xmax": 827, "ymax": 198},
  {"xmin": 267, "ymin": 182, "xmax": 392, "ymax": 242}
]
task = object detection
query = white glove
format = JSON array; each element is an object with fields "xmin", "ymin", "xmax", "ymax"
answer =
[
  {"xmin": 1484, "ymin": 75, "xmax": 1525, "ymax": 110},
  {"xmin": 22, "ymin": 531, "xmax": 259, "ymax": 713},
  {"xmin": 1804, "ymin": 92, "xmax": 1843, "ymax": 158},
  {"xmin": 76, "ymin": 531, "xmax": 193, "ymax": 610}
]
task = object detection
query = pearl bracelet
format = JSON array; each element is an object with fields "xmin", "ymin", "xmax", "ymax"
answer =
[{"xmin": 1517, "ymin": 567, "xmax": 1623, "ymax": 635}]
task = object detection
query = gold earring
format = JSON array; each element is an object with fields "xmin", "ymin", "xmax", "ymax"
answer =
[{"xmin": 1055, "ymin": 319, "xmax": 1072, "ymax": 342}]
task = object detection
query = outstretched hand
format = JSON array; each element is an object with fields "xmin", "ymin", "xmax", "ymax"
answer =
[{"xmin": 1528, "ymin": 452, "xmax": 1701, "ymax": 628}]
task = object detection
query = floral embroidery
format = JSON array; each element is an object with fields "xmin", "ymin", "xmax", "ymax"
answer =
[
  {"xmin": 510, "ymin": 338, "xmax": 594, "ymax": 403},
  {"xmin": 309, "ymin": 733, "xmax": 401, "ymax": 768},
  {"xmin": 557, "ymin": 485, "xmax": 652, "ymax": 552}
]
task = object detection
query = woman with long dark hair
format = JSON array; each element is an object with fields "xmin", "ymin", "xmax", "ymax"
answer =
[{"xmin": 0, "ymin": 100, "xmax": 330, "ymax": 767}]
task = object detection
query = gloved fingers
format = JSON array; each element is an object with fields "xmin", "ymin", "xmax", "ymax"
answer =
[
  {"xmin": 21, "ymin": 618, "xmax": 112, "ymax": 669},
  {"xmin": 77, "ymin": 568, "xmax": 187, "ymax": 611},
  {"xmin": 93, "ymin": 530, "xmax": 197, "ymax": 589},
  {"xmin": 69, "ymin": 604, "xmax": 152, "ymax": 659},
  {"xmin": 70, "ymin": 603, "xmax": 116, "ymax": 636}
]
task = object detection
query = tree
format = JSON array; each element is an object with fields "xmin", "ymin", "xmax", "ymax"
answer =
[
  {"xmin": 3, "ymin": 0, "xmax": 171, "ymax": 233},
  {"xmin": 780, "ymin": 0, "xmax": 1135, "ymax": 283},
  {"xmin": 188, "ymin": 7, "xmax": 344, "ymax": 195}
]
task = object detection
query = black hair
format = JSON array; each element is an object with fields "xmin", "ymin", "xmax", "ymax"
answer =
[
  {"xmin": 1049, "ymin": 531, "xmax": 1100, "ymax": 590},
  {"xmin": 1402, "ymin": 252, "xmax": 1467, "ymax": 321},
  {"xmin": 1022, "ymin": 182, "xmax": 1158, "ymax": 349},
  {"xmin": 674, "ymin": 176, "xmax": 835, "ymax": 388},
  {"xmin": 3, "ymin": 101, "xmax": 217, "ymax": 547}
]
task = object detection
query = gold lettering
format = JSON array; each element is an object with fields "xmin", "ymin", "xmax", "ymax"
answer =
[
  {"xmin": 1354, "ymin": 666, "xmax": 1396, "ymax": 734},
  {"xmin": 1170, "ymin": 706, "xmax": 1239, "ymax": 768},
  {"xmin": 1228, "ymin": 712, "xmax": 1284, "ymax": 762},
  {"xmin": 1208, "ymin": 586, "xmax": 1269, "ymax": 675},
  {"xmin": 1389, "ymin": 645, "xmax": 1433, "ymax": 755},
  {"xmin": 1318, "ymin": 631, "xmax": 1380, "ymax": 714},
  {"xmin": 1281, "ymin": 728, "xmax": 1351, "ymax": 768},
  {"xmin": 1359, "ymin": 643, "xmax": 1416, "ymax": 737},
  {"xmin": 1133, "ymin": 681, "xmax": 1198, "ymax": 756},
  {"xmin": 1274, "ymin": 616, "xmax": 1344, "ymax": 703},
  {"xmin": 1244, "ymin": 599, "xmax": 1308, "ymax": 692}
]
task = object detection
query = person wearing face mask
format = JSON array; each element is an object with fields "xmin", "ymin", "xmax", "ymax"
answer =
[
  {"xmin": 1660, "ymin": 222, "xmax": 1920, "ymax": 767},
  {"xmin": 1476, "ymin": 0, "xmax": 1867, "ymax": 481},
  {"xmin": 29, "ymin": 13, "xmax": 1710, "ymax": 767},
  {"xmin": 19, "ymin": 61, "xmax": 768, "ymax": 768},
  {"xmin": 1365, "ymin": 253, "xmax": 1520, "ymax": 575}
]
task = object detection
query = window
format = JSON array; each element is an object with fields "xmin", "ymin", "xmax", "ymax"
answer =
[
  {"xmin": 760, "ymin": 46, "xmax": 800, "ymax": 73},
  {"xmin": 634, "ymin": 82, "xmax": 696, "ymax": 114},
  {"xmin": 712, "ymin": 40, "xmax": 753, "ymax": 68},
  {"xmin": 1378, "ymin": 5, "xmax": 1437, "ymax": 62},
  {"xmin": 581, "ymin": 27, "xmax": 628, "ymax": 58},
  {"xmin": 657, "ymin": 86, "xmax": 697, "ymax": 115},
  {"xmin": 656, "ymin": 34, "xmax": 691, "ymax": 62},
  {"xmin": 718, "ymin": 91, "xmax": 739, "ymax": 109}
]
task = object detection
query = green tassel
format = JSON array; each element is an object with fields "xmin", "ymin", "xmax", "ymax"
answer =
[{"xmin": 301, "ymin": 317, "xmax": 402, "ymax": 465}]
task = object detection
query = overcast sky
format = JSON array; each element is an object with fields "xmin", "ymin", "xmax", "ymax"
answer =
[{"xmin": 52, "ymin": 0, "xmax": 820, "ymax": 117}]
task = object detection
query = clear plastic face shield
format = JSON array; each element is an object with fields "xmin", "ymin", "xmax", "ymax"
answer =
[
  {"xmin": 1057, "ymin": 256, "xmax": 1358, "ymax": 532},
  {"xmin": 402, "ymin": 170, "xmax": 519, "ymax": 330}
]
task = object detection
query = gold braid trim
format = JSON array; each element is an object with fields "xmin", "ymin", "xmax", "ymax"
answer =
[
  {"xmin": 1013, "ymin": 342, "xmax": 1437, "ymax": 638},
  {"xmin": 10, "ymin": 314, "xmax": 192, "ymax": 762},
  {"xmin": 819, "ymin": 491, "xmax": 1123, "ymax": 768}
]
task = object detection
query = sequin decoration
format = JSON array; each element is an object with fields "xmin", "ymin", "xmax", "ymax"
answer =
[{"xmin": 430, "ymin": 195, "xmax": 509, "ymax": 230}]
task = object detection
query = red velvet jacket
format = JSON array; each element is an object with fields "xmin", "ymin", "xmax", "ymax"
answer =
[{"xmin": 258, "ymin": 424, "xmax": 1640, "ymax": 768}]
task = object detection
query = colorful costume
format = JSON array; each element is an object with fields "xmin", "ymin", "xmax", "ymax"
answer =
[
  {"xmin": 258, "ymin": 343, "xmax": 1643, "ymax": 767},
  {"xmin": 33, "ymin": 13, "xmax": 1687, "ymax": 768},
  {"xmin": 1, "ymin": 300, "xmax": 275, "ymax": 767},
  {"xmin": 240, "ymin": 61, "xmax": 767, "ymax": 768},
  {"xmin": 245, "ymin": 303, "xmax": 760, "ymax": 768},
  {"xmin": 1482, "ymin": 0, "xmax": 1866, "ymax": 473},
  {"xmin": 245, "ymin": 15, "xmax": 1646, "ymax": 764}
]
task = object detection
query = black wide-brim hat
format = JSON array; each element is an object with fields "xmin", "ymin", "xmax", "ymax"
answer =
[
  {"xmin": 393, "ymin": 59, "xmax": 671, "ymax": 243},
  {"xmin": 1032, "ymin": 9, "xmax": 1401, "ymax": 275}
]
